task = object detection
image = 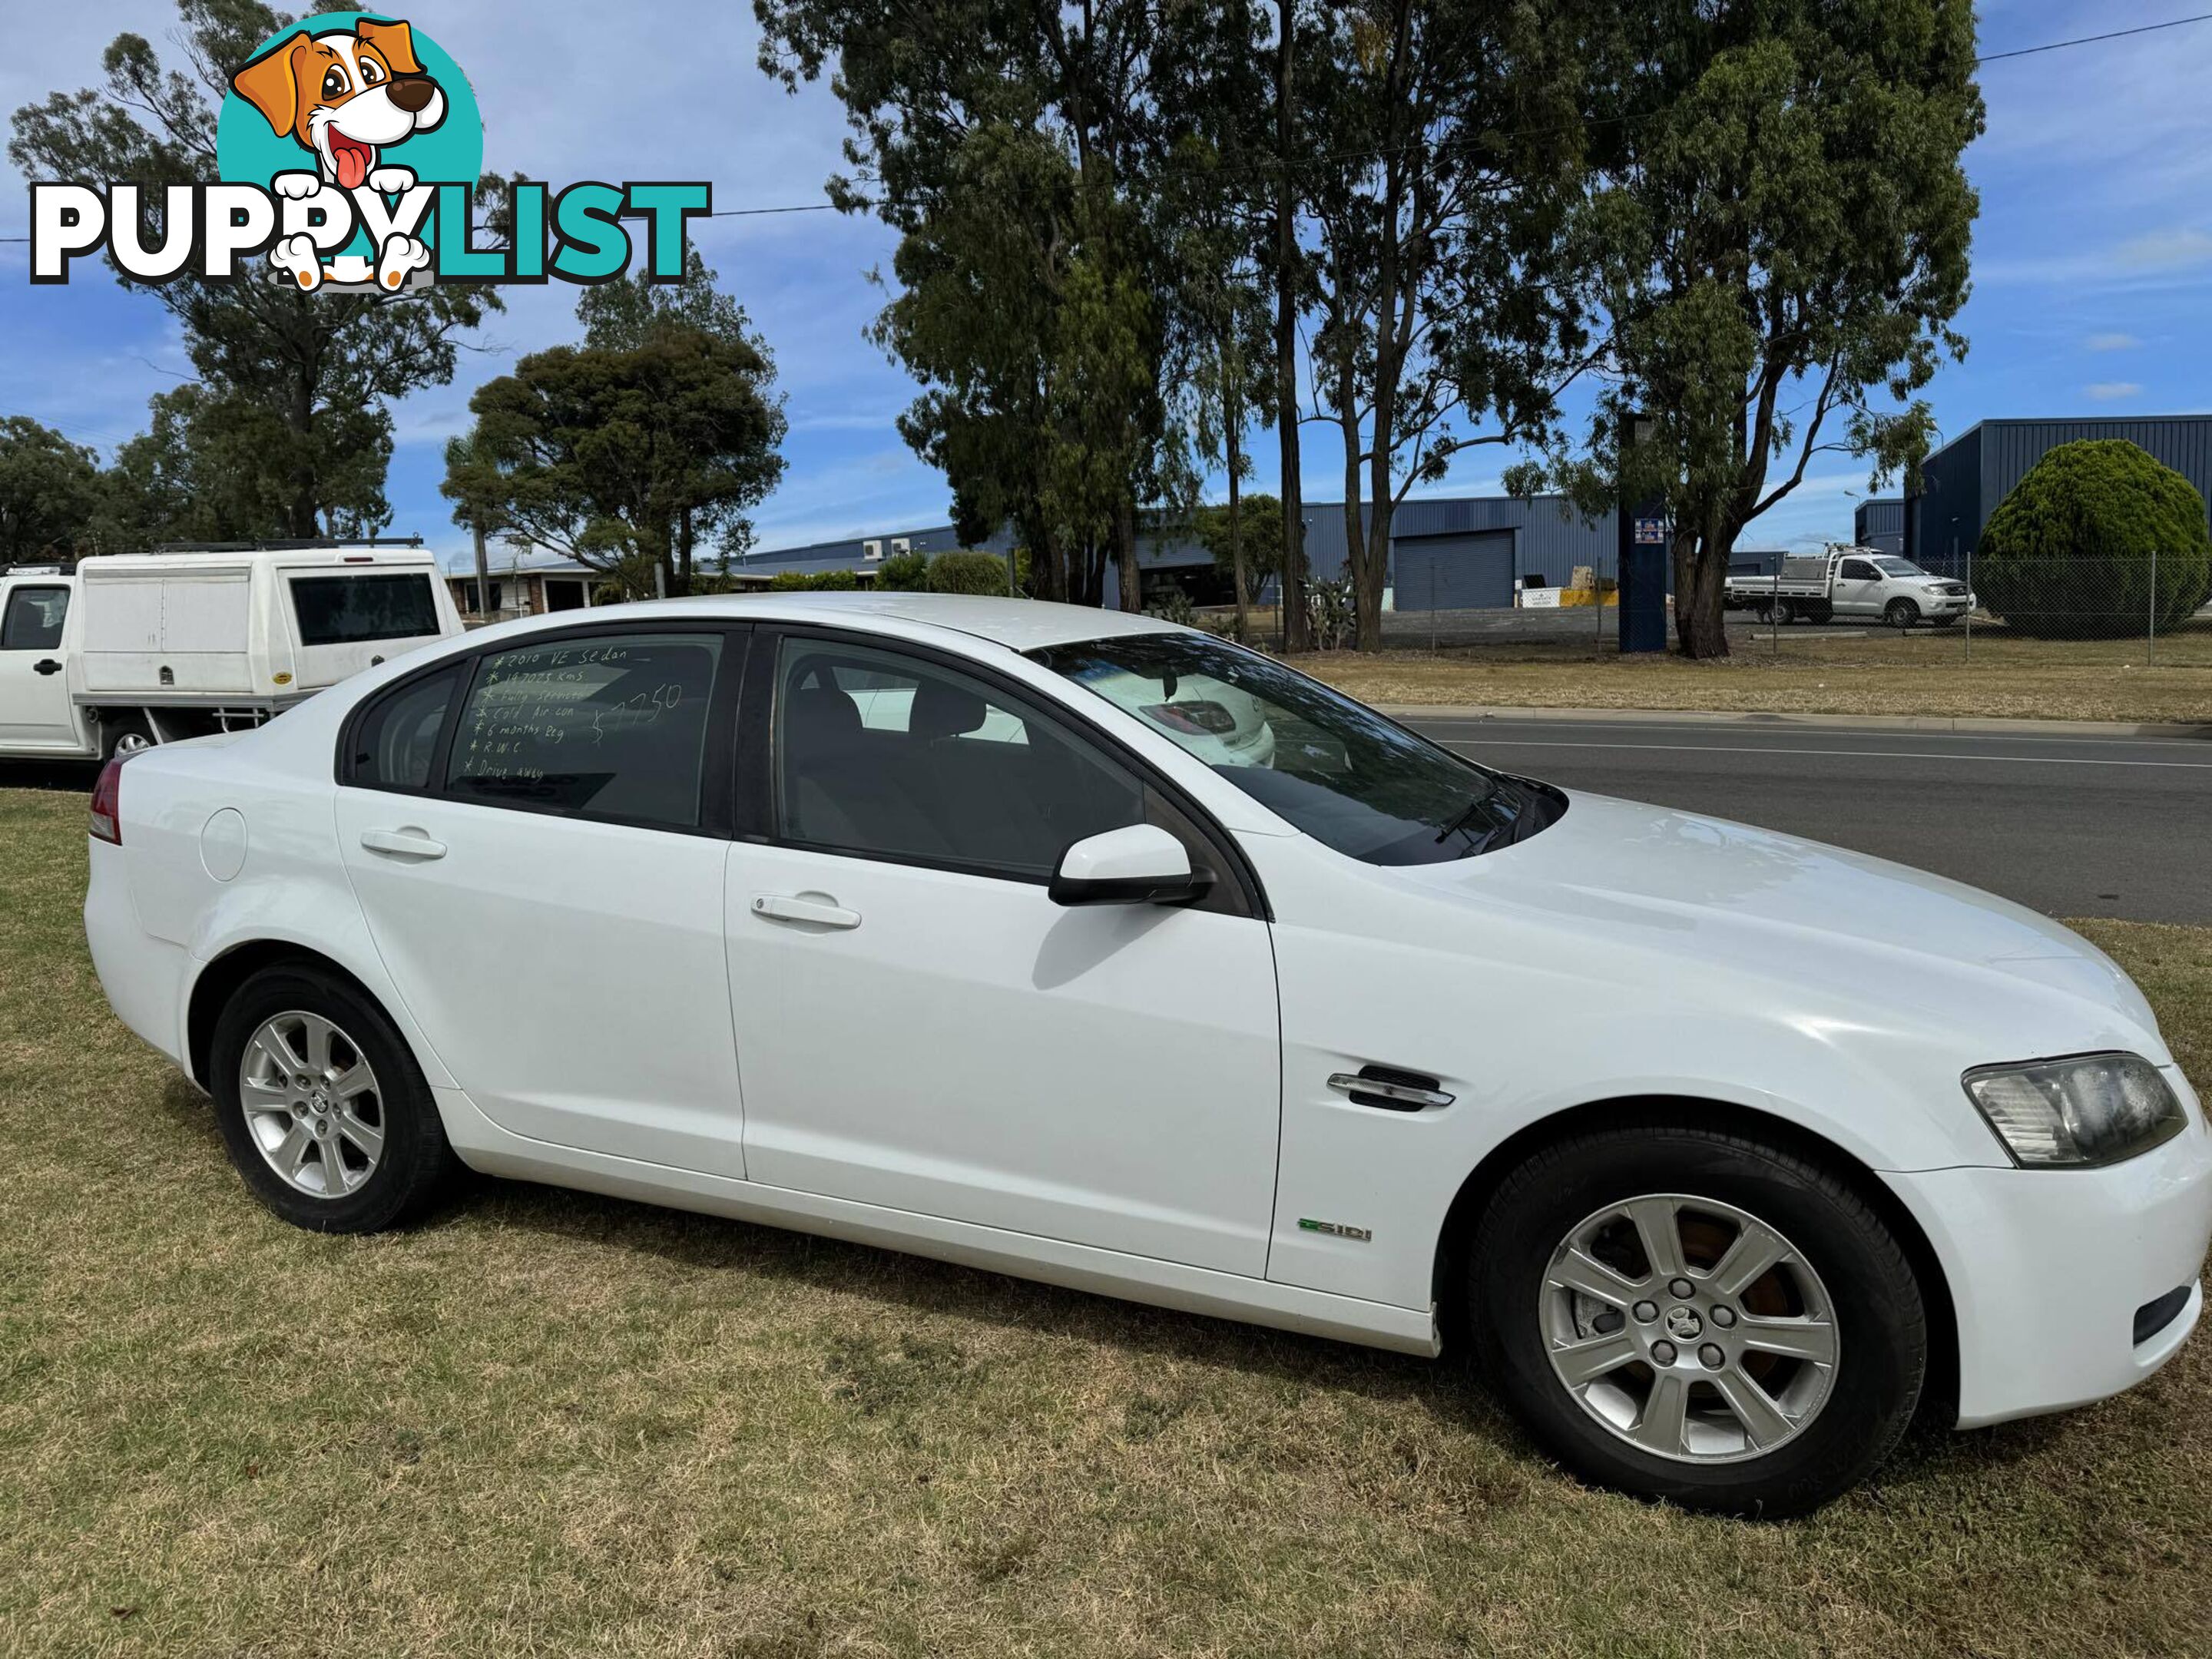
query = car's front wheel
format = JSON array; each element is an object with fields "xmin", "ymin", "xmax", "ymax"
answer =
[
  {"xmin": 209, "ymin": 964, "xmax": 458, "ymax": 1233},
  {"xmin": 1469, "ymin": 1124, "xmax": 1926, "ymax": 1518}
]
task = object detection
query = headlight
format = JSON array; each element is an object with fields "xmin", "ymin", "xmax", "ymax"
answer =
[{"xmin": 1962, "ymin": 1052, "xmax": 2187, "ymax": 1167}]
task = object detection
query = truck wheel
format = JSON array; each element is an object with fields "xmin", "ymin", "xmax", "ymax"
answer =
[
  {"xmin": 1468, "ymin": 1124, "xmax": 1926, "ymax": 1518},
  {"xmin": 1884, "ymin": 599, "xmax": 1919, "ymax": 631},
  {"xmin": 1760, "ymin": 599, "xmax": 1791, "ymax": 626},
  {"xmin": 101, "ymin": 715, "xmax": 154, "ymax": 759}
]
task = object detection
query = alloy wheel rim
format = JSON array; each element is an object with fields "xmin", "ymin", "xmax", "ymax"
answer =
[
  {"xmin": 238, "ymin": 1011, "xmax": 385, "ymax": 1200},
  {"xmin": 1539, "ymin": 1192, "xmax": 1839, "ymax": 1465},
  {"xmin": 112, "ymin": 731, "xmax": 151, "ymax": 755}
]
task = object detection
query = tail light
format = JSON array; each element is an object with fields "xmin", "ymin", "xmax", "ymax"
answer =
[{"xmin": 89, "ymin": 754, "xmax": 126, "ymax": 845}]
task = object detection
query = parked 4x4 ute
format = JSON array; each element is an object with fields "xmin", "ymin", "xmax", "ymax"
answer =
[
  {"xmin": 1725, "ymin": 547, "xmax": 1973, "ymax": 628},
  {"xmin": 0, "ymin": 541, "xmax": 462, "ymax": 761}
]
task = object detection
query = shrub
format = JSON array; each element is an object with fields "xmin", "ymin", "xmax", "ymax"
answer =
[
  {"xmin": 766, "ymin": 568, "xmax": 859, "ymax": 591},
  {"xmin": 926, "ymin": 550, "xmax": 1014, "ymax": 595},
  {"xmin": 1976, "ymin": 440, "xmax": 2212, "ymax": 637},
  {"xmin": 876, "ymin": 550, "xmax": 930, "ymax": 591},
  {"xmin": 1142, "ymin": 587, "xmax": 1197, "ymax": 627}
]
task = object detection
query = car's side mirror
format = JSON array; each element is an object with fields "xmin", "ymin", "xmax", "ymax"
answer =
[{"xmin": 1049, "ymin": 823, "xmax": 1212, "ymax": 908}]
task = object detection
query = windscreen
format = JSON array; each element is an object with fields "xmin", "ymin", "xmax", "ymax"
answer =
[
  {"xmin": 1031, "ymin": 631, "xmax": 1562, "ymax": 865},
  {"xmin": 290, "ymin": 572, "xmax": 442, "ymax": 647}
]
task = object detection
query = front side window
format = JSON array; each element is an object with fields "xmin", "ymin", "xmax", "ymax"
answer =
[
  {"xmin": 1031, "ymin": 633, "xmax": 1561, "ymax": 866},
  {"xmin": 290, "ymin": 572, "xmax": 442, "ymax": 647},
  {"xmin": 448, "ymin": 632, "xmax": 724, "ymax": 828},
  {"xmin": 1, "ymin": 585, "xmax": 68, "ymax": 651},
  {"xmin": 773, "ymin": 639, "xmax": 1143, "ymax": 876}
]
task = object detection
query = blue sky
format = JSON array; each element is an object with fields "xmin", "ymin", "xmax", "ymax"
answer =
[{"xmin": 5, "ymin": 1, "xmax": 2210, "ymax": 570}]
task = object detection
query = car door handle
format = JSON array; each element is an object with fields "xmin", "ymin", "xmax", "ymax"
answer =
[
  {"xmin": 750, "ymin": 893, "xmax": 861, "ymax": 930},
  {"xmin": 359, "ymin": 827, "xmax": 447, "ymax": 861},
  {"xmin": 32, "ymin": 658, "xmax": 61, "ymax": 676}
]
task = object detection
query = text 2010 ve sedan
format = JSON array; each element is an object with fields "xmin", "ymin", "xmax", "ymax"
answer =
[{"xmin": 84, "ymin": 593, "xmax": 2210, "ymax": 1516}]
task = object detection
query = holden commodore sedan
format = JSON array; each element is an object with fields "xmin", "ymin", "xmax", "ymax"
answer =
[{"xmin": 84, "ymin": 593, "xmax": 2210, "ymax": 1515}]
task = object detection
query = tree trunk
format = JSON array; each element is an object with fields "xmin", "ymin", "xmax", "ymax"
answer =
[
  {"xmin": 675, "ymin": 505, "xmax": 694, "ymax": 597},
  {"xmin": 1273, "ymin": 0, "xmax": 1308, "ymax": 653},
  {"xmin": 1337, "ymin": 381, "xmax": 1367, "ymax": 651},
  {"xmin": 1227, "ymin": 410, "xmax": 1250, "ymax": 641},
  {"xmin": 1671, "ymin": 519, "xmax": 1731, "ymax": 658},
  {"xmin": 1114, "ymin": 493, "xmax": 1141, "ymax": 611},
  {"xmin": 472, "ymin": 521, "xmax": 490, "ymax": 621}
]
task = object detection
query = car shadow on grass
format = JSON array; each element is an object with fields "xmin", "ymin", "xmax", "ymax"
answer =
[{"xmin": 151, "ymin": 1073, "xmax": 2081, "ymax": 1514}]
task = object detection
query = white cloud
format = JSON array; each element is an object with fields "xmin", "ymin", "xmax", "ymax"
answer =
[
  {"xmin": 2085, "ymin": 381, "xmax": 2143, "ymax": 402},
  {"xmin": 2116, "ymin": 228, "xmax": 2212, "ymax": 270},
  {"xmin": 2085, "ymin": 332, "xmax": 2141, "ymax": 352}
]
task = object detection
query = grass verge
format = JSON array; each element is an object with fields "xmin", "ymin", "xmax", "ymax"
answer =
[
  {"xmin": 1289, "ymin": 632, "xmax": 2212, "ymax": 724},
  {"xmin": 2, "ymin": 785, "xmax": 2208, "ymax": 1657}
]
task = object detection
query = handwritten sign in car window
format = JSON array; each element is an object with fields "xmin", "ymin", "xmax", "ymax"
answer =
[{"xmin": 449, "ymin": 633, "xmax": 723, "ymax": 827}]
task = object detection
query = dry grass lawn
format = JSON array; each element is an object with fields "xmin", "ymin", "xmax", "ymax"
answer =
[
  {"xmin": 1288, "ymin": 628, "xmax": 2212, "ymax": 724},
  {"xmin": 3, "ymin": 783, "xmax": 2210, "ymax": 1657}
]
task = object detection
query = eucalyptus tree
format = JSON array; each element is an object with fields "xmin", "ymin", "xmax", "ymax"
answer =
[
  {"xmin": 9, "ymin": 0, "xmax": 505, "ymax": 538},
  {"xmin": 1297, "ymin": 0, "xmax": 1594, "ymax": 651},
  {"xmin": 755, "ymin": 0, "xmax": 1262, "ymax": 607},
  {"xmin": 1539, "ymin": 0, "xmax": 1982, "ymax": 657}
]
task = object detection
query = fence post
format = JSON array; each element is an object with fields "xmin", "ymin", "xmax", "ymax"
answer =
[
  {"xmin": 1772, "ymin": 567, "xmax": 1781, "ymax": 660},
  {"xmin": 1963, "ymin": 543, "xmax": 1972, "ymax": 663},
  {"xmin": 2149, "ymin": 547, "xmax": 2157, "ymax": 667},
  {"xmin": 1430, "ymin": 562, "xmax": 1438, "ymax": 656}
]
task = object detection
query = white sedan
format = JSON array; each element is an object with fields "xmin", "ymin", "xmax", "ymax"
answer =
[{"xmin": 84, "ymin": 593, "xmax": 2210, "ymax": 1516}]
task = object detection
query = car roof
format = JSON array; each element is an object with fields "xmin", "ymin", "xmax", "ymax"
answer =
[{"xmin": 474, "ymin": 591, "xmax": 1188, "ymax": 654}]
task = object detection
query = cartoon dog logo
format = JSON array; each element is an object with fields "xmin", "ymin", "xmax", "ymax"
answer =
[{"xmin": 230, "ymin": 18, "xmax": 445, "ymax": 293}]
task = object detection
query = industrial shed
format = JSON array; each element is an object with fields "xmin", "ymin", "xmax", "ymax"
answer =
[
  {"xmin": 1126, "ymin": 494, "xmax": 1620, "ymax": 611},
  {"xmin": 1906, "ymin": 416, "xmax": 2212, "ymax": 575},
  {"xmin": 1855, "ymin": 498, "xmax": 1906, "ymax": 556}
]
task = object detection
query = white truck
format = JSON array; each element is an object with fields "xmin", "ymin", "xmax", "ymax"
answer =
[
  {"xmin": 0, "ymin": 543, "xmax": 463, "ymax": 761},
  {"xmin": 1724, "ymin": 546, "xmax": 1973, "ymax": 629}
]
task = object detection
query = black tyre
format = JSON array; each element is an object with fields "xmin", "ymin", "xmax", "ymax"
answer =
[
  {"xmin": 1759, "ymin": 599, "xmax": 1790, "ymax": 626},
  {"xmin": 101, "ymin": 714, "xmax": 154, "ymax": 759},
  {"xmin": 209, "ymin": 965, "xmax": 459, "ymax": 1233},
  {"xmin": 1469, "ymin": 1124, "xmax": 1926, "ymax": 1518},
  {"xmin": 1884, "ymin": 598, "xmax": 1919, "ymax": 631}
]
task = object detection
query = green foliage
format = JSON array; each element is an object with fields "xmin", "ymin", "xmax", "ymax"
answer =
[
  {"xmin": 0, "ymin": 418, "xmax": 101, "ymax": 561},
  {"xmin": 1538, "ymin": 0, "xmax": 1983, "ymax": 656},
  {"xmin": 1195, "ymin": 493, "xmax": 1285, "ymax": 583},
  {"xmin": 1142, "ymin": 587, "xmax": 1198, "ymax": 627},
  {"xmin": 8, "ymin": 1, "xmax": 504, "ymax": 536},
  {"xmin": 874, "ymin": 550, "xmax": 931, "ymax": 591},
  {"xmin": 925, "ymin": 551, "xmax": 1014, "ymax": 596},
  {"xmin": 756, "ymin": 0, "xmax": 1265, "ymax": 606},
  {"xmin": 1977, "ymin": 442, "xmax": 2212, "ymax": 638},
  {"xmin": 768, "ymin": 569, "xmax": 859, "ymax": 591},
  {"xmin": 1306, "ymin": 574, "xmax": 1356, "ymax": 652},
  {"xmin": 445, "ymin": 329, "xmax": 784, "ymax": 594}
]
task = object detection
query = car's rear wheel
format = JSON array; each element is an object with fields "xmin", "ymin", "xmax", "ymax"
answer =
[
  {"xmin": 1758, "ymin": 598, "xmax": 1791, "ymax": 626},
  {"xmin": 1469, "ymin": 1124, "xmax": 1926, "ymax": 1518},
  {"xmin": 209, "ymin": 965, "xmax": 458, "ymax": 1233}
]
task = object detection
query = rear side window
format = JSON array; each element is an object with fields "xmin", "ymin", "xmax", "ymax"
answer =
[
  {"xmin": 1839, "ymin": 560, "xmax": 1878, "ymax": 581},
  {"xmin": 1, "ymin": 585, "xmax": 68, "ymax": 651},
  {"xmin": 290, "ymin": 573, "xmax": 441, "ymax": 647},
  {"xmin": 348, "ymin": 666, "xmax": 462, "ymax": 790},
  {"xmin": 447, "ymin": 633, "xmax": 724, "ymax": 829}
]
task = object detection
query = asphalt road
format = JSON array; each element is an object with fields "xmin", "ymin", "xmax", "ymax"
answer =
[
  {"xmin": 8, "ymin": 714, "xmax": 2207, "ymax": 924},
  {"xmin": 1405, "ymin": 714, "xmax": 2212, "ymax": 926}
]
